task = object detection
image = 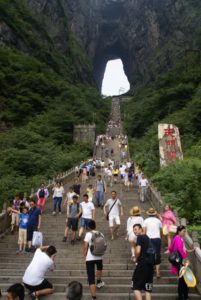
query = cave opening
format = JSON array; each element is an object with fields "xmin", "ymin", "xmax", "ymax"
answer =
[{"xmin": 101, "ymin": 59, "xmax": 130, "ymax": 96}]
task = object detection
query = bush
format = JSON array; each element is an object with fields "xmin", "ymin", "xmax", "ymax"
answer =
[{"xmin": 151, "ymin": 159, "xmax": 201, "ymax": 222}]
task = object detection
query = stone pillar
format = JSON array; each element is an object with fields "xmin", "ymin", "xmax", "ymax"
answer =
[
  {"xmin": 158, "ymin": 123, "xmax": 183, "ymax": 167},
  {"xmin": 74, "ymin": 124, "xmax": 96, "ymax": 145}
]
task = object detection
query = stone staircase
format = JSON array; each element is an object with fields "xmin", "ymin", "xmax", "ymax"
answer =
[
  {"xmin": 0, "ymin": 98, "xmax": 200, "ymax": 300},
  {"xmin": 0, "ymin": 178, "xmax": 200, "ymax": 300}
]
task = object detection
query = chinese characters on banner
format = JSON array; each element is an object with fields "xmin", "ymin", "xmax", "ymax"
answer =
[{"xmin": 158, "ymin": 124, "xmax": 183, "ymax": 167}]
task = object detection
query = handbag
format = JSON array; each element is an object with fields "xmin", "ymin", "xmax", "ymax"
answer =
[
  {"xmin": 32, "ymin": 231, "xmax": 43, "ymax": 247},
  {"xmin": 106, "ymin": 199, "xmax": 117, "ymax": 221},
  {"xmin": 168, "ymin": 250, "xmax": 182, "ymax": 266},
  {"xmin": 162, "ymin": 225, "xmax": 168, "ymax": 235},
  {"xmin": 168, "ymin": 237, "xmax": 183, "ymax": 266},
  {"xmin": 169, "ymin": 224, "xmax": 177, "ymax": 233}
]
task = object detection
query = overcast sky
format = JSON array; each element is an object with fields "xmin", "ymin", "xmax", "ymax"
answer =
[{"xmin": 101, "ymin": 59, "xmax": 130, "ymax": 96}]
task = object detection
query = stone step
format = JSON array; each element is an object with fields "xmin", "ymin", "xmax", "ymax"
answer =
[
  {"xmin": 0, "ymin": 283, "xmax": 197, "ymax": 294},
  {"xmin": 42, "ymin": 293, "xmax": 201, "ymax": 300},
  {"xmin": 0, "ymin": 269, "xmax": 177, "ymax": 277},
  {"xmin": 0, "ymin": 262, "xmax": 171, "ymax": 271},
  {"xmin": 0, "ymin": 255, "xmax": 170, "ymax": 270},
  {"xmin": 1, "ymin": 292, "xmax": 200, "ymax": 300},
  {"xmin": 0, "ymin": 276, "xmax": 178, "ymax": 284}
]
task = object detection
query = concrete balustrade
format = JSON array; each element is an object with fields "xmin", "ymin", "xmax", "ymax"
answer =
[
  {"xmin": 0, "ymin": 166, "xmax": 77, "ymax": 236},
  {"xmin": 146, "ymin": 182, "xmax": 201, "ymax": 295}
]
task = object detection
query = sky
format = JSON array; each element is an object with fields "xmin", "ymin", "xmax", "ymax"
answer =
[{"xmin": 101, "ymin": 59, "xmax": 130, "ymax": 96}]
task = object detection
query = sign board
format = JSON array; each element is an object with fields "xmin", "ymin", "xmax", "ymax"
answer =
[{"xmin": 158, "ymin": 124, "xmax": 183, "ymax": 167}]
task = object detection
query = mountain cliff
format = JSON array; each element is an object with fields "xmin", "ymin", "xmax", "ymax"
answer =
[{"xmin": 1, "ymin": 0, "xmax": 201, "ymax": 90}]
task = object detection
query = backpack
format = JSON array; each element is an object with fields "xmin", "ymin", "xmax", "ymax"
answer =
[
  {"xmin": 39, "ymin": 189, "xmax": 45, "ymax": 198},
  {"xmin": 69, "ymin": 203, "xmax": 82, "ymax": 218},
  {"xmin": 145, "ymin": 239, "xmax": 157, "ymax": 265},
  {"xmin": 90, "ymin": 231, "xmax": 107, "ymax": 256}
]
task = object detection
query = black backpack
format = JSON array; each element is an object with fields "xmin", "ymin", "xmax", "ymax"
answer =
[
  {"xmin": 39, "ymin": 189, "xmax": 45, "ymax": 198},
  {"xmin": 145, "ymin": 239, "xmax": 157, "ymax": 265}
]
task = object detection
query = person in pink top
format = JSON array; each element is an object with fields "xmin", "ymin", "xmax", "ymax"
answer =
[
  {"xmin": 161, "ymin": 204, "xmax": 177, "ymax": 247},
  {"xmin": 168, "ymin": 225, "xmax": 194, "ymax": 300}
]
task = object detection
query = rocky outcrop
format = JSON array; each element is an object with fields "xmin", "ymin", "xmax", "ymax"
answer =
[
  {"xmin": 1, "ymin": 0, "xmax": 201, "ymax": 90},
  {"xmin": 65, "ymin": 0, "xmax": 201, "ymax": 90}
]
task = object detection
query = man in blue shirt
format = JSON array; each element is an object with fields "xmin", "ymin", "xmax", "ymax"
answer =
[{"xmin": 27, "ymin": 199, "xmax": 41, "ymax": 251}]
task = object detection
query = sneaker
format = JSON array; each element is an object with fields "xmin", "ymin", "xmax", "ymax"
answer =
[
  {"xmin": 26, "ymin": 248, "xmax": 35, "ymax": 253},
  {"xmin": 25, "ymin": 248, "xmax": 31, "ymax": 252},
  {"xmin": 97, "ymin": 281, "xmax": 105, "ymax": 288},
  {"xmin": 131, "ymin": 255, "xmax": 136, "ymax": 262},
  {"xmin": 30, "ymin": 292, "xmax": 39, "ymax": 300},
  {"xmin": 52, "ymin": 211, "xmax": 56, "ymax": 216},
  {"xmin": 62, "ymin": 237, "xmax": 67, "ymax": 242},
  {"xmin": 16, "ymin": 250, "xmax": 22, "ymax": 254}
]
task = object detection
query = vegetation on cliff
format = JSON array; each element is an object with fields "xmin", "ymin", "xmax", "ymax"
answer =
[
  {"xmin": 0, "ymin": 0, "xmax": 110, "ymax": 207},
  {"xmin": 122, "ymin": 50, "xmax": 201, "ymax": 223}
]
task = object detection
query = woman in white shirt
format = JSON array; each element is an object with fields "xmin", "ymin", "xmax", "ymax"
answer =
[
  {"xmin": 52, "ymin": 182, "xmax": 64, "ymax": 215},
  {"xmin": 125, "ymin": 206, "xmax": 144, "ymax": 261}
]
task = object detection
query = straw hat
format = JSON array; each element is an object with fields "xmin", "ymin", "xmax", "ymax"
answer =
[
  {"xmin": 146, "ymin": 207, "xmax": 157, "ymax": 216},
  {"xmin": 129, "ymin": 206, "xmax": 141, "ymax": 216}
]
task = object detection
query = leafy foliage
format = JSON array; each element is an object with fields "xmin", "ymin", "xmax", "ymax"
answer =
[
  {"xmin": 122, "ymin": 32, "xmax": 201, "ymax": 224},
  {"xmin": 0, "ymin": 0, "xmax": 111, "ymax": 209}
]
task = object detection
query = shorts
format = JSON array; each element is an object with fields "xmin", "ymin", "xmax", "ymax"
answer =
[
  {"xmin": 18, "ymin": 228, "xmax": 27, "ymax": 244},
  {"xmin": 124, "ymin": 180, "xmax": 130, "ymax": 186},
  {"xmin": 11, "ymin": 213, "xmax": 19, "ymax": 226},
  {"xmin": 24, "ymin": 279, "xmax": 53, "ymax": 293},
  {"xmin": 67, "ymin": 218, "xmax": 78, "ymax": 231},
  {"xmin": 128, "ymin": 231, "xmax": 137, "ymax": 243},
  {"xmin": 109, "ymin": 215, "xmax": 120, "ymax": 227},
  {"xmin": 151, "ymin": 238, "xmax": 161, "ymax": 265},
  {"xmin": 132, "ymin": 261, "xmax": 153, "ymax": 292},
  {"xmin": 80, "ymin": 218, "xmax": 92, "ymax": 229},
  {"xmin": 86, "ymin": 260, "xmax": 103, "ymax": 285}
]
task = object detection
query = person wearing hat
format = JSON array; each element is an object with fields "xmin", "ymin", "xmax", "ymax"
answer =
[
  {"xmin": 125, "ymin": 206, "xmax": 144, "ymax": 261},
  {"xmin": 144, "ymin": 208, "xmax": 162, "ymax": 278}
]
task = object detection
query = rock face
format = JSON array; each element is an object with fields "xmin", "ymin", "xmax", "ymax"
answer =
[
  {"xmin": 65, "ymin": 0, "xmax": 201, "ymax": 90},
  {"xmin": 1, "ymin": 0, "xmax": 201, "ymax": 90}
]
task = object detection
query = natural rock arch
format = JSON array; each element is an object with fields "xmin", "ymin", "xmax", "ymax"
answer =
[
  {"xmin": 25, "ymin": 0, "xmax": 201, "ymax": 90},
  {"xmin": 93, "ymin": 41, "xmax": 130, "ymax": 91}
]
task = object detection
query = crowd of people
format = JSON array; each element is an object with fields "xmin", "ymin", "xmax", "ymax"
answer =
[
  {"xmin": 6, "ymin": 166, "xmax": 195, "ymax": 300},
  {"xmin": 3, "ymin": 98, "xmax": 196, "ymax": 300}
]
